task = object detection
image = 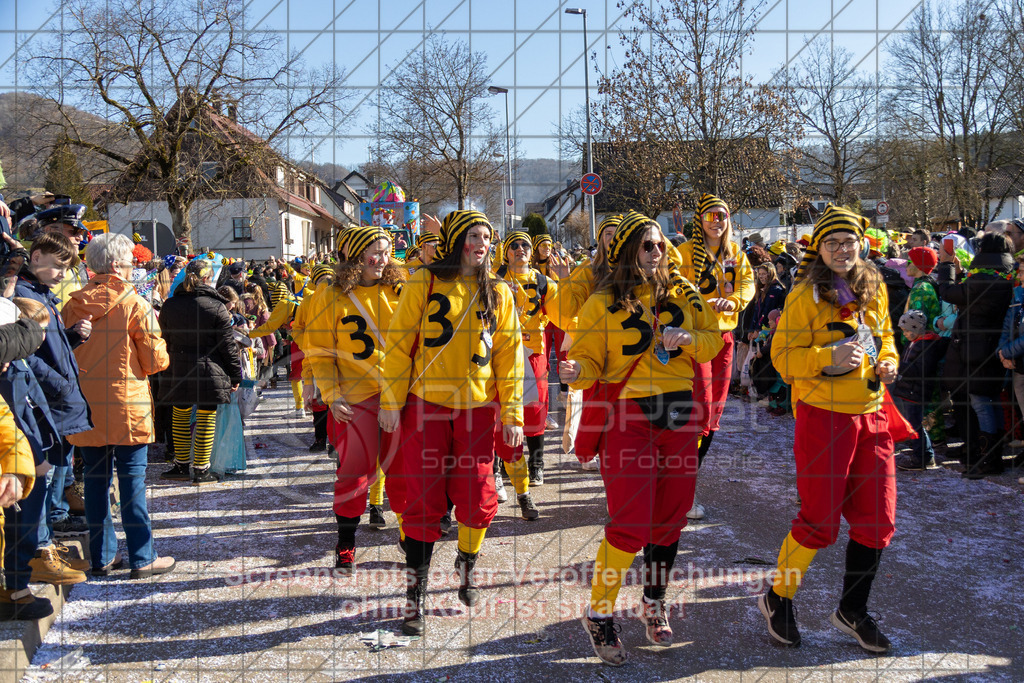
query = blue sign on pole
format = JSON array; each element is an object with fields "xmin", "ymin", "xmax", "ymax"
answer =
[{"xmin": 580, "ymin": 173, "xmax": 602, "ymax": 196}]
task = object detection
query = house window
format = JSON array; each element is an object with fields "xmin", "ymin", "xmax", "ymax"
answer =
[{"xmin": 232, "ymin": 217, "xmax": 252, "ymax": 241}]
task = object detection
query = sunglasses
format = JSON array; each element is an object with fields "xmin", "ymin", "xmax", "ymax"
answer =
[
  {"xmin": 642, "ymin": 240, "xmax": 663, "ymax": 253},
  {"xmin": 702, "ymin": 210, "xmax": 729, "ymax": 223},
  {"xmin": 508, "ymin": 240, "xmax": 531, "ymax": 251}
]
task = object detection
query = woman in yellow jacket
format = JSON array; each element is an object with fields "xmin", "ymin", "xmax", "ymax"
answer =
[
  {"xmin": 380, "ymin": 210, "xmax": 524, "ymax": 637},
  {"xmin": 403, "ymin": 232, "xmax": 439, "ymax": 275},
  {"xmin": 758, "ymin": 205, "xmax": 898, "ymax": 654},
  {"xmin": 304, "ymin": 227, "xmax": 407, "ymax": 574},
  {"xmin": 291, "ymin": 264, "xmax": 335, "ymax": 452},
  {"xmin": 677, "ymin": 194, "xmax": 755, "ymax": 470},
  {"xmin": 493, "ymin": 231, "xmax": 569, "ymax": 499},
  {"xmin": 249, "ymin": 282, "xmax": 302, "ymax": 413},
  {"xmin": 560, "ymin": 211, "xmax": 722, "ymax": 666}
]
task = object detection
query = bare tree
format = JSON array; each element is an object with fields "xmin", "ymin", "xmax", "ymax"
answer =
[
  {"xmin": 596, "ymin": 0, "xmax": 801, "ymax": 217},
  {"xmin": 373, "ymin": 35, "xmax": 503, "ymax": 212},
  {"xmin": 788, "ymin": 37, "xmax": 876, "ymax": 206},
  {"xmin": 26, "ymin": 0, "xmax": 347, "ymax": 247},
  {"xmin": 886, "ymin": 0, "xmax": 1018, "ymax": 226},
  {"xmin": 562, "ymin": 209, "xmax": 590, "ymax": 248}
]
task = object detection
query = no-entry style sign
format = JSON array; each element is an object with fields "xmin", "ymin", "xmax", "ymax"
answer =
[
  {"xmin": 580, "ymin": 173, "xmax": 602, "ymax": 196},
  {"xmin": 876, "ymin": 200, "xmax": 890, "ymax": 216}
]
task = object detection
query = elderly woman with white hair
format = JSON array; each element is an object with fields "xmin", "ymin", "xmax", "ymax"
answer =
[{"xmin": 62, "ymin": 233, "xmax": 177, "ymax": 579}]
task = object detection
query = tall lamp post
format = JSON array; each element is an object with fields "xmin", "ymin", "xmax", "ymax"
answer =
[
  {"xmin": 488, "ymin": 85, "xmax": 513, "ymax": 234},
  {"xmin": 565, "ymin": 7, "xmax": 596, "ymax": 243},
  {"xmin": 494, "ymin": 152, "xmax": 506, "ymax": 234}
]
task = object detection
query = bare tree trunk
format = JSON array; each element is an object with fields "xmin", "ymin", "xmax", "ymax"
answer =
[{"xmin": 168, "ymin": 196, "xmax": 195, "ymax": 251}]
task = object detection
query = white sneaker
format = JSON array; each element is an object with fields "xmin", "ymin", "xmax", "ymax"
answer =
[
  {"xmin": 545, "ymin": 415, "xmax": 559, "ymax": 431},
  {"xmin": 581, "ymin": 456, "xmax": 600, "ymax": 471},
  {"xmin": 495, "ymin": 475, "xmax": 508, "ymax": 503},
  {"xmin": 295, "ymin": 408, "xmax": 306, "ymax": 418},
  {"xmin": 686, "ymin": 502, "xmax": 705, "ymax": 520}
]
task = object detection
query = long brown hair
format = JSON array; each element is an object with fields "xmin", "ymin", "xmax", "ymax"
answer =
[
  {"xmin": 179, "ymin": 259, "xmax": 213, "ymax": 294},
  {"xmin": 596, "ymin": 227, "xmax": 672, "ymax": 313},
  {"xmin": 425, "ymin": 226, "xmax": 499, "ymax": 323},
  {"xmin": 803, "ymin": 254, "xmax": 881, "ymax": 308}
]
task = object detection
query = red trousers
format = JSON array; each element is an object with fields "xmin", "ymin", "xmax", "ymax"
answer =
[
  {"xmin": 791, "ymin": 402, "xmax": 896, "ymax": 550},
  {"xmin": 400, "ymin": 396, "xmax": 499, "ymax": 543},
  {"xmin": 601, "ymin": 399, "xmax": 699, "ymax": 553},
  {"xmin": 330, "ymin": 395, "xmax": 405, "ymax": 518},
  {"xmin": 495, "ymin": 352, "xmax": 548, "ymax": 461},
  {"xmin": 691, "ymin": 331, "xmax": 734, "ymax": 436},
  {"xmin": 545, "ymin": 322, "xmax": 566, "ymax": 364},
  {"xmin": 288, "ymin": 340, "xmax": 304, "ymax": 381}
]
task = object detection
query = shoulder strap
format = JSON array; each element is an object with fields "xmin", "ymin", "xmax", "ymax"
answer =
[
  {"xmin": 608, "ymin": 351, "xmax": 645, "ymax": 402},
  {"xmin": 535, "ymin": 272, "xmax": 548, "ymax": 301},
  {"xmin": 346, "ymin": 292, "xmax": 386, "ymax": 349}
]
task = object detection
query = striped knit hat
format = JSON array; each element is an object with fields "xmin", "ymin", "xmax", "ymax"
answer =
[
  {"xmin": 795, "ymin": 204, "xmax": 870, "ymax": 282},
  {"xmin": 598, "ymin": 214, "xmax": 624, "ymax": 238},
  {"xmin": 499, "ymin": 231, "xmax": 532, "ymax": 266},
  {"xmin": 268, "ymin": 281, "xmax": 293, "ymax": 309},
  {"xmin": 346, "ymin": 226, "xmax": 393, "ymax": 260},
  {"xmin": 311, "ymin": 263, "xmax": 334, "ymax": 284},
  {"xmin": 532, "ymin": 234, "xmax": 553, "ymax": 251},
  {"xmin": 437, "ymin": 210, "xmax": 491, "ymax": 259},
  {"xmin": 416, "ymin": 232, "xmax": 440, "ymax": 250},
  {"xmin": 607, "ymin": 211, "xmax": 657, "ymax": 265},
  {"xmin": 691, "ymin": 193, "xmax": 731, "ymax": 286}
]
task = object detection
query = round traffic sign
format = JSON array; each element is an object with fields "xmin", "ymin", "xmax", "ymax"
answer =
[
  {"xmin": 876, "ymin": 201, "xmax": 890, "ymax": 216},
  {"xmin": 505, "ymin": 198, "xmax": 514, "ymax": 207},
  {"xmin": 580, "ymin": 173, "xmax": 602, "ymax": 196}
]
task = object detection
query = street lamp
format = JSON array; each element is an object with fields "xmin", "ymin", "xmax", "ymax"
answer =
[
  {"xmin": 488, "ymin": 85, "xmax": 513, "ymax": 233},
  {"xmin": 565, "ymin": 7, "xmax": 596, "ymax": 243}
]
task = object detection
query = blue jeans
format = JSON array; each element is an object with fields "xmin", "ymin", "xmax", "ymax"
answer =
[
  {"xmin": 969, "ymin": 394, "xmax": 1003, "ymax": 434},
  {"xmin": 36, "ymin": 451, "xmax": 73, "ymax": 549},
  {"xmin": 3, "ymin": 474, "xmax": 48, "ymax": 591},
  {"xmin": 81, "ymin": 445, "xmax": 156, "ymax": 570},
  {"xmin": 893, "ymin": 397, "xmax": 934, "ymax": 461}
]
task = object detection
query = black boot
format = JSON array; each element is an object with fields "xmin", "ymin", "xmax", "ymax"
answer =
[
  {"xmin": 334, "ymin": 515, "xmax": 359, "ymax": 574},
  {"xmin": 964, "ymin": 431, "xmax": 1005, "ymax": 479},
  {"xmin": 526, "ymin": 434, "xmax": 544, "ymax": 486},
  {"xmin": 402, "ymin": 538, "xmax": 434, "ymax": 636},
  {"xmin": 697, "ymin": 430, "xmax": 716, "ymax": 467},
  {"xmin": 454, "ymin": 549, "xmax": 480, "ymax": 606},
  {"xmin": 833, "ymin": 539, "xmax": 890, "ymax": 653}
]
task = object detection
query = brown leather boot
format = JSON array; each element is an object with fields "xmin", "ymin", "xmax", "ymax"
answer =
[{"xmin": 29, "ymin": 546, "xmax": 87, "ymax": 585}]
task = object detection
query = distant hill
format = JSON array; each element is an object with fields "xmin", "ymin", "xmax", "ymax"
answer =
[{"xmin": 0, "ymin": 91, "xmax": 134, "ymax": 194}]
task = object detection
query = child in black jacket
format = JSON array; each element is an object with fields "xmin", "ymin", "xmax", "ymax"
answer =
[{"xmin": 891, "ymin": 310, "xmax": 949, "ymax": 470}]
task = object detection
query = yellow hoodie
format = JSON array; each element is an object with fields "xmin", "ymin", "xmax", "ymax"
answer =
[
  {"xmin": 677, "ymin": 240, "xmax": 754, "ymax": 331},
  {"xmin": 303, "ymin": 284, "xmax": 401, "ymax": 407},
  {"xmin": 569, "ymin": 281, "xmax": 723, "ymax": 398},
  {"xmin": 496, "ymin": 266, "xmax": 571, "ymax": 356},
  {"xmin": 382, "ymin": 268, "xmax": 525, "ymax": 426},
  {"xmin": 771, "ymin": 281, "xmax": 898, "ymax": 414}
]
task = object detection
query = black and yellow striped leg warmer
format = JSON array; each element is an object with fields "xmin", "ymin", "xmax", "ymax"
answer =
[
  {"xmin": 172, "ymin": 406, "xmax": 193, "ymax": 466},
  {"xmin": 192, "ymin": 409, "xmax": 217, "ymax": 469}
]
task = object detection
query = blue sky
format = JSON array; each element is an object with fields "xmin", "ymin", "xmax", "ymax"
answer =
[{"xmin": 1, "ymin": 0, "xmax": 928, "ymax": 169}]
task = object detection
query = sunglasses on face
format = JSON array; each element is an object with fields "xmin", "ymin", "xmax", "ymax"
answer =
[
  {"xmin": 509, "ymin": 241, "xmax": 531, "ymax": 251},
  {"xmin": 642, "ymin": 240, "xmax": 663, "ymax": 253},
  {"xmin": 702, "ymin": 210, "xmax": 729, "ymax": 223}
]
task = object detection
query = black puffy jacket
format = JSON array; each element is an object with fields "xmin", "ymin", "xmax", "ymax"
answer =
[
  {"xmin": 936, "ymin": 253, "xmax": 1015, "ymax": 398},
  {"xmin": 158, "ymin": 285, "xmax": 243, "ymax": 409}
]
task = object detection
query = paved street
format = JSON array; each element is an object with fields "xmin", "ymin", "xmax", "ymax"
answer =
[{"xmin": 22, "ymin": 388, "xmax": 1024, "ymax": 682}]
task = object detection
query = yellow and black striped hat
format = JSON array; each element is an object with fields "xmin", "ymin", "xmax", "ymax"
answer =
[
  {"xmin": 499, "ymin": 231, "xmax": 532, "ymax": 266},
  {"xmin": 269, "ymin": 281, "xmax": 292, "ymax": 309},
  {"xmin": 795, "ymin": 204, "xmax": 870, "ymax": 282},
  {"xmin": 531, "ymin": 234, "xmax": 553, "ymax": 251},
  {"xmin": 416, "ymin": 232, "xmax": 440, "ymax": 250},
  {"xmin": 691, "ymin": 193, "xmax": 731, "ymax": 279},
  {"xmin": 311, "ymin": 263, "xmax": 333, "ymax": 284},
  {"xmin": 336, "ymin": 227, "xmax": 358, "ymax": 257},
  {"xmin": 437, "ymin": 210, "xmax": 491, "ymax": 259},
  {"xmin": 346, "ymin": 226, "xmax": 393, "ymax": 260},
  {"xmin": 607, "ymin": 210, "xmax": 657, "ymax": 265},
  {"xmin": 598, "ymin": 214, "xmax": 624, "ymax": 236}
]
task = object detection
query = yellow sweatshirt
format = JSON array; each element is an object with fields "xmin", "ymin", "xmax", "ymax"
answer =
[
  {"xmin": 497, "ymin": 267, "xmax": 571, "ymax": 356},
  {"xmin": 382, "ymin": 269, "xmax": 525, "ymax": 426},
  {"xmin": 771, "ymin": 281, "xmax": 898, "ymax": 415},
  {"xmin": 404, "ymin": 257, "xmax": 425, "ymax": 275},
  {"xmin": 303, "ymin": 284, "xmax": 401, "ymax": 407},
  {"xmin": 569, "ymin": 282, "xmax": 723, "ymax": 398},
  {"xmin": 292, "ymin": 281, "xmax": 331, "ymax": 382},
  {"xmin": 677, "ymin": 241, "xmax": 755, "ymax": 331}
]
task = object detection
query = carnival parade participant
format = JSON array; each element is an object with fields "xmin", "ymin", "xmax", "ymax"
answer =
[
  {"xmin": 404, "ymin": 232, "xmax": 439, "ymax": 274},
  {"xmin": 249, "ymin": 282, "xmax": 302, "ymax": 415},
  {"xmin": 291, "ymin": 263, "xmax": 336, "ymax": 453},
  {"xmin": 532, "ymin": 233, "xmax": 571, "ymax": 423},
  {"xmin": 758, "ymin": 204, "xmax": 898, "ymax": 654},
  {"xmin": 304, "ymin": 227, "xmax": 408, "ymax": 573},
  {"xmin": 560, "ymin": 210, "xmax": 722, "ymax": 666},
  {"xmin": 380, "ymin": 210, "xmax": 524, "ymax": 637},
  {"xmin": 678, "ymin": 194, "xmax": 754, "ymax": 465},
  {"xmin": 494, "ymin": 230, "xmax": 569, "ymax": 501}
]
